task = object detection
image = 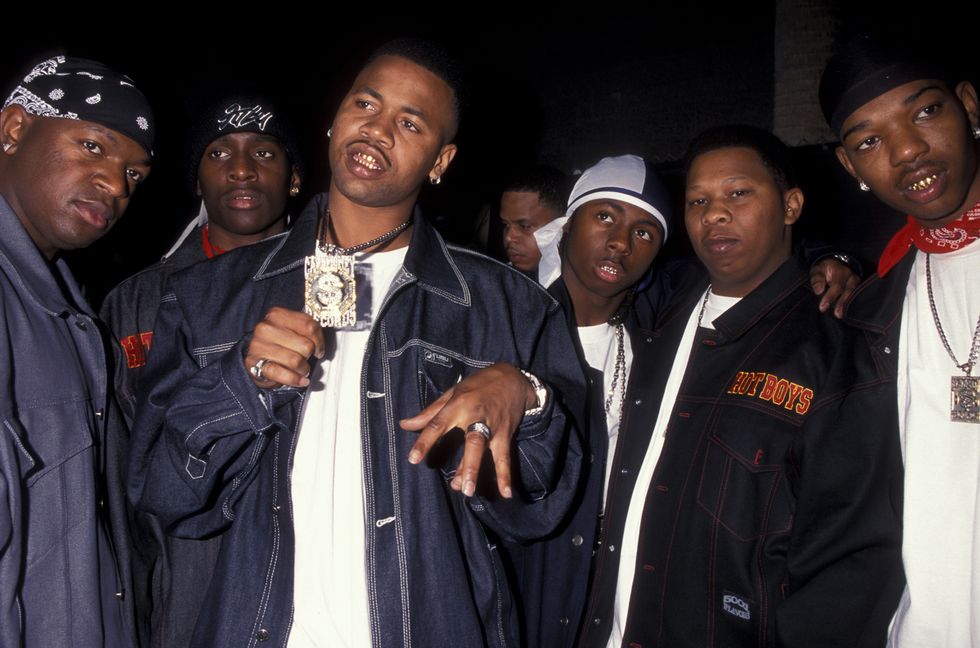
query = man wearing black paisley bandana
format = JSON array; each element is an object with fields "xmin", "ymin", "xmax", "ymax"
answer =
[{"xmin": 0, "ymin": 55, "xmax": 153, "ymax": 648}]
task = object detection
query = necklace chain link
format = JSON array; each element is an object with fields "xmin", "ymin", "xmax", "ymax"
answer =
[
  {"xmin": 317, "ymin": 208, "xmax": 412, "ymax": 256},
  {"xmin": 696, "ymin": 286, "xmax": 712, "ymax": 328},
  {"xmin": 925, "ymin": 253, "xmax": 980, "ymax": 376},
  {"xmin": 604, "ymin": 322, "xmax": 627, "ymax": 419}
]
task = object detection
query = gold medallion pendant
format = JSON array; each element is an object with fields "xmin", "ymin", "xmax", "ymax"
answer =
[
  {"xmin": 303, "ymin": 207, "xmax": 412, "ymax": 329},
  {"xmin": 304, "ymin": 252, "xmax": 357, "ymax": 328}
]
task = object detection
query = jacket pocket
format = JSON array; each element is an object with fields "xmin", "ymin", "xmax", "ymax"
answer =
[
  {"xmin": 696, "ymin": 407, "xmax": 796, "ymax": 541},
  {"xmin": 8, "ymin": 398, "xmax": 97, "ymax": 566},
  {"xmin": 191, "ymin": 340, "xmax": 238, "ymax": 369},
  {"xmin": 408, "ymin": 343, "xmax": 492, "ymax": 410}
]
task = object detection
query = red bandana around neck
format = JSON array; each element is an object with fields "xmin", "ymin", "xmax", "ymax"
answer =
[
  {"xmin": 877, "ymin": 202, "xmax": 980, "ymax": 276},
  {"xmin": 202, "ymin": 225, "xmax": 227, "ymax": 259}
]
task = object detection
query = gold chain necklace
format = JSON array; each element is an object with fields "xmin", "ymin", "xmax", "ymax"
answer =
[{"xmin": 303, "ymin": 209, "xmax": 411, "ymax": 328}]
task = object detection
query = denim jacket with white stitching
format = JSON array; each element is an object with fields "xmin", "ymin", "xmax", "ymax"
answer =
[{"xmin": 129, "ymin": 194, "xmax": 586, "ymax": 648}]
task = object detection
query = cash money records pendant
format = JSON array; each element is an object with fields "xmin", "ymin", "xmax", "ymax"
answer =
[{"xmin": 304, "ymin": 250, "xmax": 357, "ymax": 328}]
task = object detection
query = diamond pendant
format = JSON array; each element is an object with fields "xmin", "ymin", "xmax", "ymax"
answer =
[
  {"xmin": 304, "ymin": 252, "xmax": 356, "ymax": 328},
  {"xmin": 950, "ymin": 375, "xmax": 980, "ymax": 423}
]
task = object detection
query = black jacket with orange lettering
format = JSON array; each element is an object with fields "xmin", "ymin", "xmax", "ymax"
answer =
[{"xmin": 577, "ymin": 252, "xmax": 905, "ymax": 648}]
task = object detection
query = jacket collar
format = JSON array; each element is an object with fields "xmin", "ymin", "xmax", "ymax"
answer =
[
  {"xmin": 549, "ymin": 275, "xmax": 646, "ymax": 339},
  {"xmin": 710, "ymin": 254, "xmax": 810, "ymax": 343},
  {"xmin": 0, "ymin": 195, "xmax": 91, "ymax": 317},
  {"xmin": 253, "ymin": 192, "xmax": 470, "ymax": 304},
  {"xmin": 548, "ymin": 278, "xmax": 586, "ymax": 359},
  {"xmin": 842, "ymin": 251, "xmax": 912, "ymax": 335},
  {"xmin": 656, "ymin": 253, "xmax": 810, "ymax": 344}
]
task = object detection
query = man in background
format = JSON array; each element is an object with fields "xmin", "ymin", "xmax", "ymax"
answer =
[
  {"xmin": 101, "ymin": 96, "xmax": 302, "ymax": 648},
  {"xmin": 499, "ymin": 164, "xmax": 567, "ymax": 274},
  {"xmin": 102, "ymin": 96, "xmax": 302, "ymax": 425}
]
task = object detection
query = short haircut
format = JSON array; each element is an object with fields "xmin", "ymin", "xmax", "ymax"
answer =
[
  {"xmin": 683, "ymin": 125, "xmax": 798, "ymax": 193},
  {"xmin": 367, "ymin": 37, "xmax": 465, "ymax": 132},
  {"xmin": 502, "ymin": 165, "xmax": 569, "ymax": 214}
]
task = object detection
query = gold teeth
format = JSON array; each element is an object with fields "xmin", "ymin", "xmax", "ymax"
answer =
[
  {"xmin": 908, "ymin": 174, "xmax": 938, "ymax": 191},
  {"xmin": 353, "ymin": 152, "xmax": 382, "ymax": 170}
]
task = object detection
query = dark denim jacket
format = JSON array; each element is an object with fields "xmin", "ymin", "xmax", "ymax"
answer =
[
  {"xmin": 0, "ymin": 197, "xmax": 134, "ymax": 648},
  {"xmin": 501, "ymin": 277, "xmax": 665, "ymax": 648},
  {"xmin": 579, "ymin": 255, "xmax": 905, "ymax": 648},
  {"xmin": 129, "ymin": 194, "xmax": 585, "ymax": 648}
]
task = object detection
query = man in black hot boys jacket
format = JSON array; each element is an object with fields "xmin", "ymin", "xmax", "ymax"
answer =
[{"xmin": 578, "ymin": 126, "xmax": 904, "ymax": 648}]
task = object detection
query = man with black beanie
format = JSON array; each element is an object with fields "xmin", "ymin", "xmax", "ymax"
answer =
[
  {"xmin": 102, "ymin": 97, "xmax": 303, "ymax": 426},
  {"xmin": 100, "ymin": 95, "xmax": 302, "ymax": 648}
]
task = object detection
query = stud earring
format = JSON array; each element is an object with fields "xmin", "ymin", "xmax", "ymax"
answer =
[
  {"xmin": 859, "ymin": 180, "xmax": 871, "ymax": 192},
  {"xmin": 327, "ymin": 128, "xmax": 332, "ymax": 138},
  {"xmin": 429, "ymin": 175, "xmax": 441, "ymax": 185},
  {"xmin": 972, "ymin": 125, "xmax": 980, "ymax": 139},
  {"xmin": 2, "ymin": 143, "xmax": 10, "ymax": 152},
  {"xmin": 290, "ymin": 186, "xmax": 300, "ymax": 196}
]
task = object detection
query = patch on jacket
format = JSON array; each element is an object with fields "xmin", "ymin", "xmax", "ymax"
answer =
[
  {"xmin": 422, "ymin": 349, "xmax": 453, "ymax": 368},
  {"xmin": 119, "ymin": 331, "xmax": 153, "ymax": 369},
  {"xmin": 722, "ymin": 591, "xmax": 752, "ymax": 621},
  {"xmin": 726, "ymin": 371, "xmax": 813, "ymax": 415}
]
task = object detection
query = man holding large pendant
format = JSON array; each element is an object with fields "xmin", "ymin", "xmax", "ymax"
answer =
[
  {"xmin": 129, "ymin": 39, "xmax": 583, "ymax": 648},
  {"xmin": 820, "ymin": 36, "xmax": 980, "ymax": 646}
]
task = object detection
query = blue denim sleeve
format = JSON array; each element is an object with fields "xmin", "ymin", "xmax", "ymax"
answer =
[
  {"xmin": 468, "ymin": 301, "xmax": 588, "ymax": 543},
  {"xmin": 127, "ymin": 288, "xmax": 295, "ymax": 537}
]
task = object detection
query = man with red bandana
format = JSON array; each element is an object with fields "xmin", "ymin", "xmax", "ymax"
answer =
[{"xmin": 821, "ymin": 35, "xmax": 980, "ymax": 647}]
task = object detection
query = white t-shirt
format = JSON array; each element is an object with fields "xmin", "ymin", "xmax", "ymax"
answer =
[
  {"xmin": 889, "ymin": 243, "xmax": 980, "ymax": 648},
  {"xmin": 607, "ymin": 288, "xmax": 740, "ymax": 647},
  {"xmin": 578, "ymin": 322, "xmax": 635, "ymax": 509},
  {"xmin": 288, "ymin": 247, "xmax": 407, "ymax": 648}
]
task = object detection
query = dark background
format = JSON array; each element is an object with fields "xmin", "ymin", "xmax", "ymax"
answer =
[{"xmin": 2, "ymin": 2, "xmax": 975, "ymax": 306}]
